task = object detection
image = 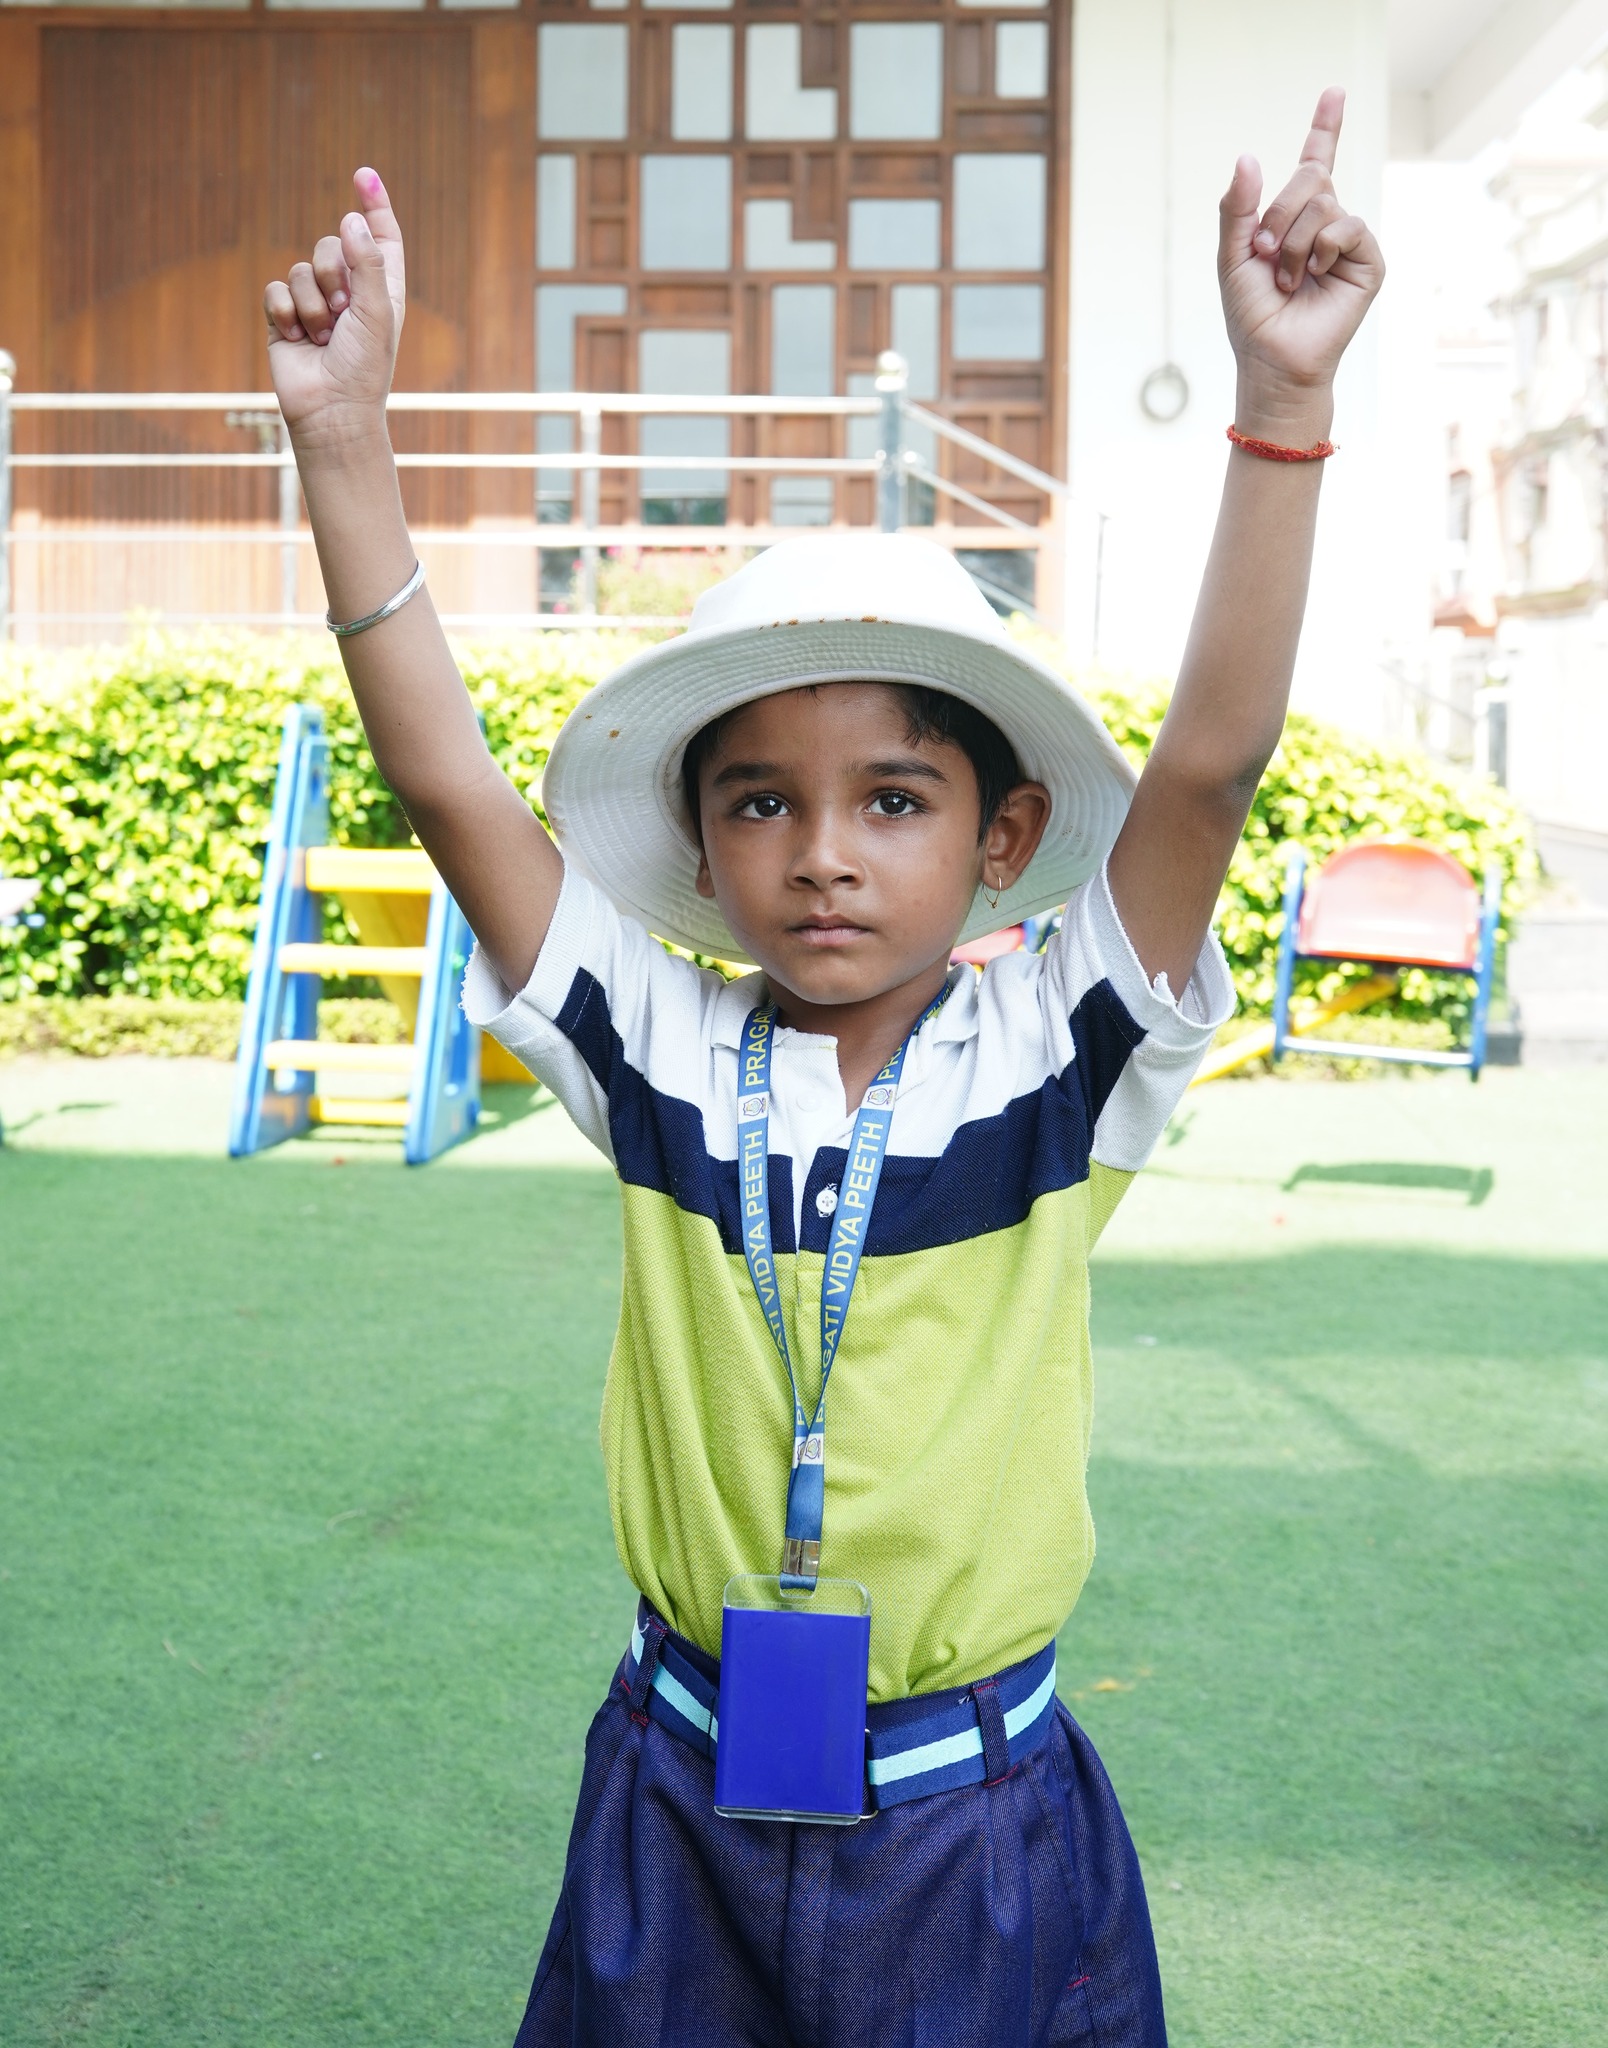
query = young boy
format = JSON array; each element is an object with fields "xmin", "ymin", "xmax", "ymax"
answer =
[{"xmin": 265, "ymin": 89, "xmax": 1381, "ymax": 2047}]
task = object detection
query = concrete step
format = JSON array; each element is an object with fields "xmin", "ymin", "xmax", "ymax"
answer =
[
  {"xmin": 1507, "ymin": 912, "xmax": 1608, "ymax": 996},
  {"xmin": 1536, "ymin": 823, "xmax": 1608, "ymax": 912},
  {"xmin": 1506, "ymin": 902, "xmax": 1608, "ymax": 1065}
]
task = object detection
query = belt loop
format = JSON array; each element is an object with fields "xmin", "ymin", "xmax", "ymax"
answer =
[
  {"xmin": 629, "ymin": 1612, "xmax": 668, "ymax": 1719},
  {"xmin": 973, "ymin": 1678, "xmax": 1012, "ymax": 1786}
]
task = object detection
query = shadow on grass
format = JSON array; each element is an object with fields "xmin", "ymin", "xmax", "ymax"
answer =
[
  {"xmin": 476, "ymin": 1080, "xmax": 559, "ymax": 1135},
  {"xmin": 0, "ymin": 1098, "xmax": 117, "ymax": 1139},
  {"xmin": 1283, "ymin": 1160, "xmax": 1495, "ymax": 1204}
]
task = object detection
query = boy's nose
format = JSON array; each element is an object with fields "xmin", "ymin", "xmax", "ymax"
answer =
[{"xmin": 789, "ymin": 818, "xmax": 861, "ymax": 890}]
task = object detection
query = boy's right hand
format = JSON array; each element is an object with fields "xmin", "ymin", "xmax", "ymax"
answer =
[{"xmin": 263, "ymin": 168, "xmax": 404, "ymax": 447}]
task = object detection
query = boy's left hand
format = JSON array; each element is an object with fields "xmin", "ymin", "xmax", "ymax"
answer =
[{"xmin": 1219, "ymin": 87, "xmax": 1384, "ymax": 403}]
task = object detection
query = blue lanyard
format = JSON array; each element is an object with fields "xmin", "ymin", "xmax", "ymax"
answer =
[{"xmin": 737, "ymin": 988, "xmax": 947, "ymax": 1591}]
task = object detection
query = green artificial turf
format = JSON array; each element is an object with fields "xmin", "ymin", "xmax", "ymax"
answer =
[{"xmin": 2, "ymin": 1065, "xmax": 1605, "ymax": 2046}]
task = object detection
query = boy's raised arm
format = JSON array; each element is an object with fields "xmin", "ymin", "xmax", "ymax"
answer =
[
  {"xmin": 264, "ymin": 170, "xmax": 563, "ymax": 996},
  {"xmin": 1106, "ymin": 90, "xmax": 1384, "ymax": 996}
]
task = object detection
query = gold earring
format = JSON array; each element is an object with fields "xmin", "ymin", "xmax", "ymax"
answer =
[{"xmin": 983, "ymin": 874, "xmax": 1003, "ymax": 911}]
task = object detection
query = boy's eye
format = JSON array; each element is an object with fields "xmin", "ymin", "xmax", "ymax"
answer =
[
  {"xmin": 737, "ymin": 792, "xmax": 789, "ymax": 820},
  {"xmin": 870, "ymin": 789, "xmax": 923, "ymax": 817}
]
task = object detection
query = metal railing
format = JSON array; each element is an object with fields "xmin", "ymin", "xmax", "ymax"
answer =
[{"xmin": 0, "ymin": 348, "xmax": 1107, "ymax": 647}]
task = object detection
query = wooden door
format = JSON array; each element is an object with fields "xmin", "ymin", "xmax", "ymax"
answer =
[{"xmin": 17, "ymin": 20, "xmax": 531, "ymax": 529}]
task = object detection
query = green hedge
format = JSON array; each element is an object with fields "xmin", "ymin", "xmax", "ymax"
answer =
[
  {"xmin": 0, "ymin": 630, "xmax": 1533, "ymax": 1019},
  {"xmin": 0, "ymin": 994, "xmax": 406, "ymax": 1060},
  {"xmin": 0, "ymin": 629, "xmax": 629, "ymax": 1003}
]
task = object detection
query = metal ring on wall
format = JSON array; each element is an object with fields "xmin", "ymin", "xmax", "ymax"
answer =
[{"xmin": 1139, "ymin": 362, "xmax": 1190, "ymax": 423}]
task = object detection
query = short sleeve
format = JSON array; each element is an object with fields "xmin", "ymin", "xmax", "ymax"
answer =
[
  {"xmin": 460, "ymin": 865, "xmax": 722, "ymax": 1165},
  {"xmin": 1040, "ymin": 861, "xmax": 1235, "ymax": 1172}
]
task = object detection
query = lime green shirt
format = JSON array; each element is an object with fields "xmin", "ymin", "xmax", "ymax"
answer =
[{"xmin": 466, "ymin": 865, "xmax": 1231, "ymax": 1699}]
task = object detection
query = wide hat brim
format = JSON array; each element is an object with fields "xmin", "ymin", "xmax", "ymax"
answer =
[{"xmin": 542, "ymin": 613, "xmax": 1136, "ymax": 959}]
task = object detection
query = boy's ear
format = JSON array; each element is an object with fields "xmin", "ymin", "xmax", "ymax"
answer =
[
  {"xmin": 985, "ymin": 782, "xmax": 1052, "ymax": 889},
  {"xmin": 694, "ymin": 846, "xmax": 716, "ymax": 899}
]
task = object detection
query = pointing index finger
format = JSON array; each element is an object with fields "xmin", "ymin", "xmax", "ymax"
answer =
[
  {"xmin": 1298, "ymin": 86, "xmax": 1346, "ymax": 173},
  {"xmin": 352, "ymin": 165, "xmax": 402, "ymax": 245}
]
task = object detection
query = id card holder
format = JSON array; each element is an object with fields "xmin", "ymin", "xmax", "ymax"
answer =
[{"xmin": 714, "ymin": 1574, "xmax": 871, "ymax": 1825}]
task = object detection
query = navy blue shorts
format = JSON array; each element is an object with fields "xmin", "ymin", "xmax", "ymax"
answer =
[{"xmin": 512, "ymin": 1625, "xmax": 1167, "ymax": 2048}]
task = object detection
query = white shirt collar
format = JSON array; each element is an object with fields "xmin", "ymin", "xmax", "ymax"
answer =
[{"xmin": 709, "ymin": 963, "xmax": 981, "ymax": 1055}]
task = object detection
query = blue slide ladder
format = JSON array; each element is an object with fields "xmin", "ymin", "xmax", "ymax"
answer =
[{"xmin": 228, "ymin": 704, "xmax": 482, "ymax": 1164}]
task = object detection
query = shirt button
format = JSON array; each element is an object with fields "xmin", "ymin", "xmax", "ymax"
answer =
[
  {"xmin": 798, "ymin": 1092, "xmax": 823, "ymax": 1114},
  {"xmin": 815, "ymin": 1185, "xmax": 839, "ymax": 1216}
]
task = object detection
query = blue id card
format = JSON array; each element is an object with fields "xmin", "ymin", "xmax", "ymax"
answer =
[{"xmin": 714, "ymin": 1574, "xmax": 871, "ymax": 1824}]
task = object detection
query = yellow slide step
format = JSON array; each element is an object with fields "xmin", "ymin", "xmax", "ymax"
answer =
[
  {"xmin": 1190, "ymin": 974, "xmax": 1398, "ymax": 1086},
  {"xmin": 264, "ymin": 1039, "xmax": 417, "ymax": 1074},
  {"xmin": 304, "ymin": 847, "xmax": 435, "ymax": 896},
  {"xmin": 309, "ymin": 1096, "xmax": 410, "ymax": 1128},
  {"xmin": 279, "ymin": 942, "xmax": 429, "ymax": 977}
]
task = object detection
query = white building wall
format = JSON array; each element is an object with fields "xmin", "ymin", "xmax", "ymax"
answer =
[
  {"xmin": 1500, "ymin": 613, "xmax": 1608, "ymax": 833},
  {"xmin": 1067, "ymin": 0, "xmax": 1389, "ymax": 730}
]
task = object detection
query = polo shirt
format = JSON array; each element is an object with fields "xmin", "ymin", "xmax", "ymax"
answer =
[{"xmin": 464, "ymin": 861, "xmax": 1233, "ymax": 1702}]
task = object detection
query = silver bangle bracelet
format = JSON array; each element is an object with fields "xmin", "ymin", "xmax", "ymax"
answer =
[{"xmin": 326, "ymin": 560, "xmax": 426, "ymax": 640}]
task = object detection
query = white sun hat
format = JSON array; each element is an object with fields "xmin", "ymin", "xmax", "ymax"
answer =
[{"xmin": 541, "ymin": 532, "xmax": 1136, "ymax": 956}]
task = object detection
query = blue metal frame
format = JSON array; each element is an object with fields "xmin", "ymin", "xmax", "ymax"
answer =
[
  {"xmin": 1271, "ymin": 846, "xmax": 1306, "ymax": 1063},
  {"xmin": 228, "ymin": 706, "xmax": 326, "ymax": 1155},
  {"xmin": 403, "ymin": 876, "xmax": 481, "ymax": 1165},
  {"xmin": 229, "ymin": 701, "xmax": 483, "ymax": 1163},
  {"xmin": 1468, "ymin": 868, "xmax": 1501, "ymax": 1081},
  {"xmin": 0, "ymin": 882, "xmax": 45, "ymax": 1146},
  {"xmin": 1271, "ymin": 842, "xmax": 1499, "ymax": 1083}
]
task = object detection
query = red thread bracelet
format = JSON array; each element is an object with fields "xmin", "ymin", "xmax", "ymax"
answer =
[{"xmin": 1226, "ymin": 424, "xmax": 1335, "ymax": 462}]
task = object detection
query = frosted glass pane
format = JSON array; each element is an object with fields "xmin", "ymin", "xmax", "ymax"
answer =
[
  {"xmin": 772, "ymin": 478, "xmax": 834, "ymax": 526},
  {"xmin": 846, "ymin": 372, "xmax": 878, "ymax": 461},
  {"xmin": 537, "ymin": 157, "xmax": 576, "ymax": 271},
  {"xmin": 538, "ymin": 25, "xmax": 628, "ymax": 141},
  {"xmin": 673, "ymin": 24, "xmax": 732, "ymax": 141},
  {"xmin": 891, "ymin": 285, "xmax": 939, "ymax": 399},
  {"xmin": 849, "ymin": 23, "xmax": 942, "ymax": 140},
  {"xmin": 640, "ymin": 330, "xmax": 729, "ymax": 502},
  {"xmin": 640, "ymin": 156, "xmax": 732, "ymax": 269},
  {"xmin": 745, "ymin": 199, "xmax": 835, "ymax": 271},
  {"xmin": 640, "ymin": 418, "xmax": 729, "ymax": 501},
  {"xmin": 996, "ymin": 21, "xmax": 1049, "ymax": 98},
  {"xmin": 536, "ymin": 413, "xmax": 575, "ymax": 519},
  {"xmin": 771, "ymin": 285, "xmax": 836, "ymax": 396},
  {"xmin": 952, "ymin": 284, "xmax": 1043, "ymax": 360},
  {"xmin": 537, "ymin": 284, "xmax": 627, "ymax": 389},
  {"xmin": 746, "ymin": 25, "xmax": 836, "ymax": 140},
  {"xmin": 639, "ymin": 329, "xmax": 731, "ymax": 396},
  {"xmin": 848, "ymin": 200, "xmax": 940, "ymax": 271},
  {"xmin": 953, "ymin": 155, "xmax": 1045, "ymax": 270}
]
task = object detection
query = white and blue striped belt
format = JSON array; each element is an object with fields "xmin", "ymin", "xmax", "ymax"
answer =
[{"xmin": 619, "ymin": 1601, "xmax": 1060, "ymax": 1814}]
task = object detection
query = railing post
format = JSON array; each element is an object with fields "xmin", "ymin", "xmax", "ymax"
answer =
[
  {"xmin": 578, "ymin": 403, "xmax": 601, "ymax": 616},
  {"xmin": 875, "ymin": 350, "xmax": 907, "ymax": 534},
  {"xmin": 278, "ymin": 415, "xmax": 300, "ymax": 622},
  {"xmin": 1091, "ymin": 511, "xmax": 1108, "ymax": 666},
  {"xmin": 0, "ymin": 350, "xmax": 14, "ymax": 642}
]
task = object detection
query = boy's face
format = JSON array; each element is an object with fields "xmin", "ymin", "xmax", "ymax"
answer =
[{"xmin": 693, "ymin": 683, "xmax": 1048, "ymax": 1010}]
